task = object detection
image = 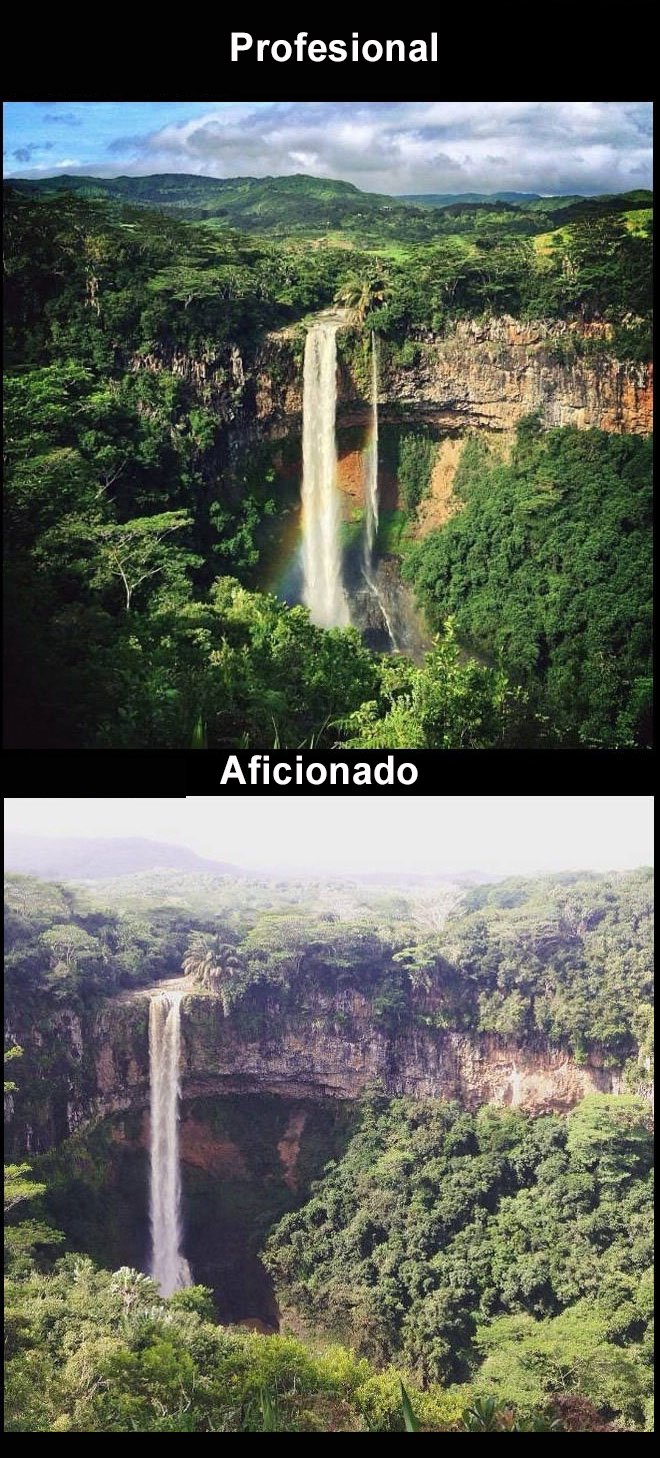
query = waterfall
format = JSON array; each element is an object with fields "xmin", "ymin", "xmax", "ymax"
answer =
[
  {"xmin": 301, "ymin": 319, "xmax": 350, "ymax": 628},
  {"xmin": 148, "ymin": 992, "xmax": 191, "ymax": 1297},
  {"xmin": 363, "ymin": 330, "xmax": 379, "ymax": 569},
  {"xmin": 361, "ymin": 329, "xmax": 398, "ymax": 649}
]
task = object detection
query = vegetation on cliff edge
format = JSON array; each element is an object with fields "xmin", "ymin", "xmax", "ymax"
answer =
[{"xmin": 4, "ymin": 189, "xmax": 652, "ymax": 749}]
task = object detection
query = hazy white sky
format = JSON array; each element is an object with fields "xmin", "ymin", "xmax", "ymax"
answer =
[{"xmin": 4, "ymin": 797, "xmax": 653, "ymax": 877}]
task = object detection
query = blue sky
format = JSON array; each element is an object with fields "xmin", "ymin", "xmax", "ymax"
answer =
[{"xmin": 3, "ymin": 101, "xmax": 653, "ymax": 196}]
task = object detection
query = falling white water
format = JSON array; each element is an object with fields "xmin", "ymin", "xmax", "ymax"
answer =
[
  {"xmin": 149, "ymin": 993, "xmax": 191, "ymax": 1297},
  {"xmin": 361, "ymin": 329, "xmax": 398, "ymax": 649},
  {"xmin": 363, "ymin": 330, "xmax": 379, "ymax": 570},
  {"xmin": 301, "ymin": 319, "xmax": 350, "ymax": 628}
]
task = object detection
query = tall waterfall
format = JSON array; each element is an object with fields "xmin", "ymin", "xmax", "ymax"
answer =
[
  {"xmin": 148, "ymin": 992, "xmax": 191, "ymax": 1297},
  {"xmin": 301, "ymin": 319, "xmax": 350, "ymax": 628},
  {"xmin": 363, "ymin": 330, "xmax": 379, "ymax": 570},
  {"xmin": 361, "ymin": 330, "xmax": 398, "ymax": 649}
]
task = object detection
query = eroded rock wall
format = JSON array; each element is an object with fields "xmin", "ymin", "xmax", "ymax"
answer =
[
  {"xmin": 256, "ymin": 317, "xmax": 653, "ymax": 437},
  {"xmin": 5, "ymin": 987, "xmax": 623, "ymax": 1157}
]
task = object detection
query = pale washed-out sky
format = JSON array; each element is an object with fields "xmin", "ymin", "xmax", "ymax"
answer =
[{"xmin": 3, "ymin": 797, "xmax": 653, "ymax": 878}]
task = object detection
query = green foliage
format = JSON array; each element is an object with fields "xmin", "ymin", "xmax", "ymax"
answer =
[
  {"xmin": 182, "ymin": 933, "xmax": 244, "ymax": 1001},
  {"xmin": 400, "ymin": 1381, "xmax": 421, "ymax": 1430},
  {"xmin": 265, "ymin": 1095, "xmax": 653, "ymax": 1426},
  {"xmin": 334, "ymin": 271, "xmax": 391, "ymax": 324},
  {"xmin": 4, "ymin": 872, "xmax": 199, "ymax": 1005},
  {"xmin": 341, "ymin": 623, "xmax": 530, "ymax": 749},
  {"xmin": 4, "ymin": 186, "xmax": 651, "ymax": 748},
  {"xmin": 396, "ymin": 431, "xmax": 436, "ymax": 515},
  {"xmin": 3, "ymin": 1239, "xmax": 580, "ymax": 1432},
  {"xmin": 404, "ymin": 422, "xmax": 653, "ymax": 747},
  {"xmin": 5, "ymin": 866, "xmax": 653, "ymax": 1059},
  {"xmin": 439, "ymin": 867, "xmax": 653, "ymax": 1056},
  {"xmin": 4, "ymin": 1044, "xmax": 23, "ymax": 1094}
]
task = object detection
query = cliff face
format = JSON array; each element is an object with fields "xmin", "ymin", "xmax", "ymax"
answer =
[
  {"xmin": 5, "ymin": 987, "xmax": 623, "ymax": 1158},
  {"xmin": 256, "ymin": 316, "xmax": 653, "ymax": 437},
  {"xmin": 180, "ymin": 992, "xmax": 620, "ymax": 1112}
]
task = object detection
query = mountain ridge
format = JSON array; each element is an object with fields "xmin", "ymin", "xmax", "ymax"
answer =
[
  {"xmin": 4, "ymin": 832, "xmax": 238, "ymax": 881},
  {"xmin": 4, "ymin": 172, "xmax": 652, "ymax": 237}
]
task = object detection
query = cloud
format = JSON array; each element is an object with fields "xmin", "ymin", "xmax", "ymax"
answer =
[
  {"xmin": 6, "ymin": 101, "xmax": 653, "ymax": 195},
  {"xmin": 101, "ymin": 100, "xmax": 653, "ymax": 196},
  {"xmin": 43, "ymin": 112, "xmax": 81, "ymax": 126},
  {"xmin": 12, "ymin": 142, "xmax": 54, "ymax": 162}
]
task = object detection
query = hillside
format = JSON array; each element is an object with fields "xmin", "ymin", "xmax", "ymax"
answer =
[
  {"xmin": 5, "ymin": 173, "xmax": 653, "ymax": 240},
  {"xmin": 3, "ymin": 833, "xmax": 238, "ymax": 881},
  {"xmin": 5, "ymin": 172, "xmax": 408, "ymax": 234},
  {"xmin": 401, "ymin": 191, "xmax": 547, "ymax": 205}
]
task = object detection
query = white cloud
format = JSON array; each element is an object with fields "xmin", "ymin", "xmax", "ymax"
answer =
[{"xmin": 102, "ymin": 100, "xmax": 653, "ymax": 195}]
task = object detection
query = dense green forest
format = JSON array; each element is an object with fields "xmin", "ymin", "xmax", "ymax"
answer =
[
  {"xmin": 4, "ymin": 183, "xmax": 653, "ymax": 748},
  {"xmin": 5, "ymin": 866, "xmax": 654, "ymax": 1062},
  {"xmin": 403, "ymin": 423, "xmax": 653, "ymax": 748},
  {"xmin": 265, "ymin": 1095, "xmax": 653, "ymax": 1427},
  {"xmin": 5, "ymin": 1092, "xmax": 652, "ymax": 1431}
]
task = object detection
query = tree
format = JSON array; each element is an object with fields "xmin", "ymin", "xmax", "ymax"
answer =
[
  {"xmin": 89, "ymin": 512, "xmax": 196, "ymax": 611},
  {"xmin": 39, "ymin": 923, "xmax": 102, "ymax": 971},
  {"xmin": 334, "ymin": 272, "xmax": 391, "ymax": 325},
  {"xmin": 182, "ymin": 933, "xmax": 243, "ymax": 993},
  {"xmin": 566, "ymin": 1095, "xmax": 652, "ymax": 1190}
]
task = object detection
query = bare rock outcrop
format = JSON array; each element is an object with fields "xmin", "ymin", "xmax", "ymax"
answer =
[
  {"xmin": 256, "ymin": 316, "xmax": 653, "ymax": 437},
  {"xmin": 4, "ymin": 987, "xmax": 627, "ymax": 1157}
]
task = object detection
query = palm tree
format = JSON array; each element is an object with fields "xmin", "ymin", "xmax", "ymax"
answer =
[
  {"xmin": 182, "ymin": 933, "xmax": 243, "ymax": 994},
  {"xmin": 334, "ymin": 272, "xmax": 391, "ymax": 325},
  {"xmin": 110, "ymin": 1266, "xmax": 157, "ymax": 1312}
]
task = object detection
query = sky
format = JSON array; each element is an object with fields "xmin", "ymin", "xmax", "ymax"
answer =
[
  {"xmin": 3, "ymin": 101, "xmax": 653, "ymax": 196},
  {"xmin": 4, "ymin": 797, "xmax": 653, "ymax": 878}
]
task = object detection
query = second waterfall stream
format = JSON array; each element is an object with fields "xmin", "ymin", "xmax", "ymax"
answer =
[
  {"xmin": 149, "ymin": 991, "xmax": 191, "ymax": 1297},
  {"xmin": 363, "ymin": 330, "xmax": 380, "ymax": 570},
  {"xmin": 301, "ymin": 317, "xmax": 350, "ymax": 628},
  {"xmin": 361, "ymin": 331, "xmax": 398, "ymax": 649}
]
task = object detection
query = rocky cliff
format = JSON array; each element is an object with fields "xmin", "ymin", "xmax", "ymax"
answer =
[
  {"xmin": 257, "ymin": 317, "xmax": 653, "ymax": 437},
  {"xmin": 5, "ymin": 985, "xmax": 624, "ymax": 1158},
  {"xmin": 131, "ymin": 315, "xmax": 652, "ymax": 449}
]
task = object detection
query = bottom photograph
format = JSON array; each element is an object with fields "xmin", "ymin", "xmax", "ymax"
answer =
[{"xmin": 4, "ymin": 795, "xmax": 654, "ymax": 1434}]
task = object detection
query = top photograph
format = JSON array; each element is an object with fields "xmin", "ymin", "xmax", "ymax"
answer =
[{"xmin": 3, "ymin": 100, "xmax": 653, "ymax": 751}]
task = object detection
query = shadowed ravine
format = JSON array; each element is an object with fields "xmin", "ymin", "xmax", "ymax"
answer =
[{"xmin": 4, "ymin": 981, "xmax": 643, "ymax": 1334}]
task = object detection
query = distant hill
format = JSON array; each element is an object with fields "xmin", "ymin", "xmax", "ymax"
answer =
[
  {"xmin": 5, "ymin": 173, "xmax": 652, "ymax": 238},
  {"xmin": 400, "ymin": 191, "xmax": 546, "ymax": 206},
  {"xmin": 4, "ymin": 172, "xmax": 398, "ymax": 230},
  {"xmin": 4, "ymin": 832, "xmax": 238, "ymax": 881}
]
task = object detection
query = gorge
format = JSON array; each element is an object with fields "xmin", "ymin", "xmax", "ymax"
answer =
[
  {"xmin": 4, "ymin": 853, "xmax": 653, "ymax": 1428},
  {"xmin": 4, "ymin": 180, "xmax": 653, "ymax": 750},
  {"xmin": 127, "ymin": 315, "xmax": 654, "ymax": 638},
  {"xmin": 161, "ymin": 311, "xmax": 654, "ymax": 662},
  {"xmin": 5, "ymin": 983, "xmax": 632, "ymax": 1331},
  {"xmin": 10, "ymin": 988, "xmax": 631, "ymax": 1154}
]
